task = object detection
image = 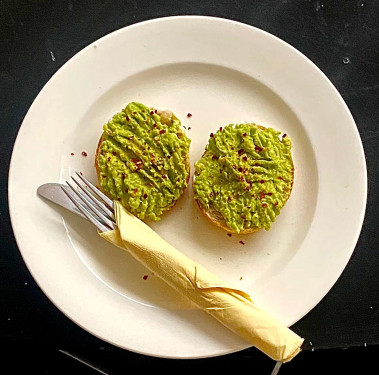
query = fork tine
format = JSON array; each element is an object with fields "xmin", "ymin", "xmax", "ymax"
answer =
[
  {"xmin": 61, "ymin": 185, "xmax": 111, "ymax": 232},
  {"xmin": 71, "ymin": 175, "xmax": 115, "ymax": 221},
  {"xmin": 65, "ymin": 181, "xmax": 117, "ymax": 230},
  {"xmin": 75, "ymin": 172, "xmax": 113, "ymax": 210}
]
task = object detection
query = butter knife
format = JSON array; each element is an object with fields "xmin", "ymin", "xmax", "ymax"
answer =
[{"xmin": 37, "ymin": 183, "xmax": 86, "ymax": 219}]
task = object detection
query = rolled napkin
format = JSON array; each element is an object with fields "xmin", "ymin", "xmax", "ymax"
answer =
[{"xmin": 99, "ymin": 201, "xmax": 304, "ymax": 362}]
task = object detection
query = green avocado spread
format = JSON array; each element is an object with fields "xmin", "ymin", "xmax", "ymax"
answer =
[
  {"xmin": 97, "ymin": 102, "xmax": 191, "ymax": 221},
  {"xmin": 193, "ymin": 124, "xmax": 294, "ymax": 233}
]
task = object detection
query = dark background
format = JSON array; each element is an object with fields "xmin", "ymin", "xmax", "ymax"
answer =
[{"xmin": 1, "ymin": 1, "xmax": 378, "ymax": 373}]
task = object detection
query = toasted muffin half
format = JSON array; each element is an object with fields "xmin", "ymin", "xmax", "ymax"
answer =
[
  {"xmin": 193, "ymin": 123, "xmax": 294, "ymax": 234},
  {"xmin": 95, "ymin": 102, "xmax": 191, "ymax": 221}
]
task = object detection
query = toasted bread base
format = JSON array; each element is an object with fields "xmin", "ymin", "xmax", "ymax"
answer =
[
  {"xmin": 194, "ymin": 197, "xmax": 261, "ymax": 234},
  {"xmin": 193, "ymin": 124, "xmax": 294, "ymax": 234},
  {"xmin": 95, "ymin": 113, "xmax": 190, "ymax": 219}
]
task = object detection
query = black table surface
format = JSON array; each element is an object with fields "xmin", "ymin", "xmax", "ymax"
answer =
[{"xmin": 1, "ymin": 1, "xmax": 378, "ymax": 373}]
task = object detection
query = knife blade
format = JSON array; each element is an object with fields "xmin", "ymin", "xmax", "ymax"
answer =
[{"xmin": 37, "ymin": 183, "xmax": 86, "ymax": 219}]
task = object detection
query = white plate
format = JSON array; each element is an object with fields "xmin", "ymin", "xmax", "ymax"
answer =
[{"xmin": 8, "ymin": 16, "xmax": 367, "ymax": 359}]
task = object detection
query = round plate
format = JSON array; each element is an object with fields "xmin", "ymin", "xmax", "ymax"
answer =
[{"xmin": 8, "ymin": 16, "xmax": 367, "ymax": 359}]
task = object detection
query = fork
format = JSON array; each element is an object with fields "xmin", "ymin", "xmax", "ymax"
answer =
[
  {"xmin": 60, "ymin": 173, "xmax": 287, "ymax": 374},
  {"xmin": 61, "ymin": 172, "xmax": 117, "ymax": 233}
]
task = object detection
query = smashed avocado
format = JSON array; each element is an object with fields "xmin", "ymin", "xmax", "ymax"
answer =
[
  {"xmin": 193, "ymin": 124, "xmax": 294, "ymax": 233},
  {"xmin": 97, "ymin": 102, "xmax": 191, "ymax": 221}
]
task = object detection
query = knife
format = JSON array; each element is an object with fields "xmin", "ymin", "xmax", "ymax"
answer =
[{"xmin": 37, "ymin": 183, "xmax": 86, "ymax": 219}]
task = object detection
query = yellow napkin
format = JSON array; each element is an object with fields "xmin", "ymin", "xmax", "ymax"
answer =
[{"xmin": 99, "ymin": 202, "xmax": 304, "ymax": 362}]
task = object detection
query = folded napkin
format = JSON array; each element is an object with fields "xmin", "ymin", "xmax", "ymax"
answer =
[{"xmin": 99, "ymin": 201, "xmax": 304, "ymax": 362}]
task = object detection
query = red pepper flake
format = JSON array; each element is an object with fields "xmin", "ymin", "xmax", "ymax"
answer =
[
  {"xmin": 267, "ymin": 192, "xmax": 273, "ymax": 196},
  {"xmin": 80, "ymin": 171, "xmax": 83, "ymax": 175},
  {"xmin": 227, "ymin": 233, "xmax": 232, "ymax": 237},
  {"xmin": 239, "ymin": 241, "xmax": 245, "ymax": 245},
  {"xmin": 167, "ymin": 155, "xmax": 171, "ymax": 159},
  {"xmin": 142, "ymin": 110, "xmax": 145, "ymax": 113},
  {"xmin": 278, "ymin": 176, "xmax": 283, "ymax": 180},
  {"xmin": 228, "ymin": 196, "xmax": 232, "ymax": 202},
  {"xmin": 242, "ymin": 133, "xmax": 247, "ymax": 137},
  {"xmin": 209, "ymin": 192, "xmax": 213, "ymax": 197},
  {"xmin": 242, "ymin": 156, "xmax": 247, "ymax": 162},
  {"xmin": 251, "ymin": 168, "xmax": 255, "ymax": 173},
  {"xmin": 238, "ymin": 167, "xmax": 243, "ymax": 172},
  {"xmin": 131, "ymin": 158, "xmax": 143, "ymax": 170},
  {"xmin": 232, "ymin": 165, "xmax": 237, "ymax": 169},
  {"xmin": 150, "ymin": 111, "xmax": 154, "ymax": 115},
  {"xmin": 274, "ymin": 202, "xmax": 278, "ymax": 206},
  {"xmin": 262, "ymin": 203, "xmax": 268, "ymax": 208},
  {"xmin": 255, "ymin": 145, "xmax": 263, "ymax": 152},
  {"xmin": 143, "ymin": 275, "xmax": 148, "ymax": 280},
  {"xmin": 212, "ymin": 155, "xmax": 218, "ymax": 160},
  {"xmin": 70, "ymin": 152, "xmax": 75, "ymax": 156},
  {"xmin": 260, "ymin": 180, "xmax": 265, "ymax": 184},
  {"xmin": 188, "ymin": 127, "xmax": 191, "ymax": 130},
  {"xmin": 143, "ymin": 194, "xmax": 148, "ymax": 199},
  {"xmin": 219, "ymin": 127, "xmax": 223, "ymax": 131},
  {"xmin": 283, "ymin": 134, "xmax": 287, "ymax": 138},
  {"xmin": 81, "ymin": 151, "xmax": 87, "ymax": 157},
  {"xmin": 187, "ymin": 113, "xmax": 192, "ymax": 118},
  {"xmin": 102, "ymin": 175, "xmax": 107, "ymax": 178},
  {"xmin": 153, "ymin": 123, "xmax": 157, "ymax": 128},
  {"xmin": 159, "ymin": 129, "xmax": 166, "ymax": 134},
  {"xmin": 107, "ymin": 157, "xmax": 111, "ymax": 162},
  {"xmin": 117, "ymin": 198, "xmax": 121, "ymax": 201},
  {"xmin": 260, "ymin": 192, "xmax": 265, "ymax": 199},
  {"xmin": 238, "ymin": 149, "xmax": 244, "ymax": 155},
  {"xmin": 154, "ymin": 109, "xmax": 158, "ymax": 114},
  {"xmin": 112, "ymin": 151, "xmax": 117, "ymax": 155},
  {"xmin": 210, "ymin": 132, "xmax": 214, "ymax": 137},
  {"xmin": 241, "ymin": 214, "xmax": 246, "ymax": 220},
  {"xmin": 126, "ymin": 116, "xmax": 130, "ymax": 121}
]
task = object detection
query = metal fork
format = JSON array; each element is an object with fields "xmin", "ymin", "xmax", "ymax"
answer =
[
  {"xmin": 61, "ymin": 172, "xmax": 285, "ymax": 375},
  {"xmin": 61, "ymin": 172, "xmax": 116, "ymax": 232}
]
